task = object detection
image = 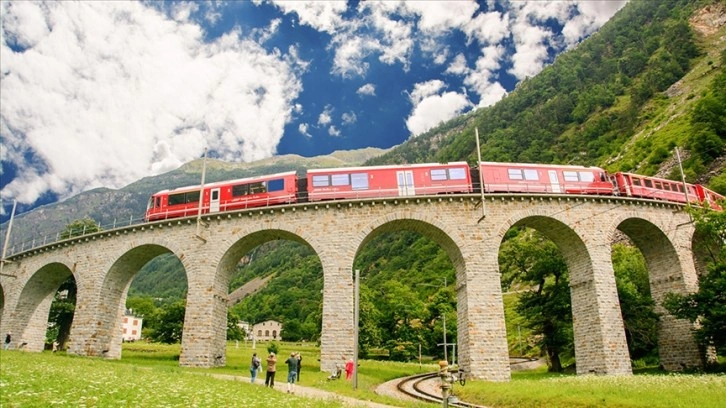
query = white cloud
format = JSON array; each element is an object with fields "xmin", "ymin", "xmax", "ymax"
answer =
[
  {"xmin": 298, "ymin": 123, "xmax": 311, "ymax": 138},
  {"xmin": 0, "ymin": 2, "xmax": 303, "ymax": 205},
  {"xmin": 446, "ymin": 53, "xmax": 469, "ymax": 76},
  {"xmin": 341, "ymin": 112, "xmax": 357, "ymax": 125},
  {"xmin": 318, "ymin": 106, "xmax": 333, "ymax": 126},
  {"xmin": 328, "ymin": 125, "xmax": 341, "ymax": 137},
  {"xmin": 508, "ymin": 19, "xmax": 553, "ymax": 80},
  {"xmin": 269, "ymin": 0, "xmax": 347, "ymax": 34},
  {"xmin": 357, "ymin": 83, "xmax": 376, "ymax": 96},
  {"xmin": 401, "ymin": 1, "xmax": 479, "ymax": 35},
  {"xmin": 405, "ymin": 80, "xmax": 472, "ymax": 136},
  {"xmin": 464, "ymin": 45, "xmax": 507, "ymax": 107},
  {"xmin": 463, "ymin": 10, "xmax": 509, "ymax": 45},
  {"xmin": 1, "ymin": 1, "xmax": 50, "ymax": 48},
  {"xmin": 169, "ymin": 2, "xmax": 199, "ymax": 22},
  {"xmin": 331, "ymin": 34, "xmax": 374, "ymax": 78},
  {"xmin": 252, "ymin": 18, "xmax": 282, "ymax": 44}
]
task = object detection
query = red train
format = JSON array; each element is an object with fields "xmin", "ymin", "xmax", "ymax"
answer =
[{"xmin": 144, "ymin": 162, "xmax": 723, "ymax": 221}]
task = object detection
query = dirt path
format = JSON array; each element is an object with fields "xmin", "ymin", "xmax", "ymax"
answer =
[{"xmin": 204, "ymin": 372, "xmax": 399, "ymax": 408}]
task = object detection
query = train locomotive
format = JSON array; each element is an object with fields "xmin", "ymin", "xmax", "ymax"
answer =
[{"xmin": 144, "ymin": 161, "xmax": 723, "ymax": 221}]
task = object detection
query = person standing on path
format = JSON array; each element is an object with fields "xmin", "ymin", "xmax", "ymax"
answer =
[
  {"xmin": 265, "ymin": 352, "xmax": 277, "ymax": 388},
  {"xmin": 345, "ymin": 357, "xmax": 354, "ymax": 380},
  {"xmin": 250, "ymin": 352, "xmax": 261, "ymax": 383},
  {"xmin": 295, "ymin": 352, "xmax": 302, "ymax": 381},
  {"xmin": 285, "ymin": 352, "xmax": 298, "ymax": 393},
  {"xmin": 4, "ymin": 332, "xmax": 11, "ymax": 350}
]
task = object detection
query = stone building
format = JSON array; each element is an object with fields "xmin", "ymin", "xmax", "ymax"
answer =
[{"xmin": 252, "ymin": 320, "xmax": 282, "ymax": 341}]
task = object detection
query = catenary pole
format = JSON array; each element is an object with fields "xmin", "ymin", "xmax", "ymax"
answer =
[
  {"xmin": 475, "ymin": 128, "xmax": 486, "ymax": 219},
  {"xmin": 195, "ymin": 148, "xmax": 208, "ymax": 239},
  {"xmin": 0, "ymin": 200, "xmax": 17, "ymax": 277},
  {"xmin": 353, "ymin": 269, "xmax": 360, "ymax": 390}
]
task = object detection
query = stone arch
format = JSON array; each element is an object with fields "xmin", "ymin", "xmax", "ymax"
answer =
[
  {"xmin": 350, "ymin": 211, "xmax": 468, "ymax": 367},
  {"xmin": 609, "ymin": 213, "xmax": 702, "ymax": 371},
  {"xmin": 10, "ymin": 262, "xmax": 75, "ymax": 352},
  {"xmin": 81, "ymin": 243, "xmax": 182, "ymax": 359},
  {"xmin": 496, "ymin": 211, "xmax": 632, "ymax": 375},
  {"xmin": 195, "ymin": 227, "xmax": 318, "ymax": 367}
]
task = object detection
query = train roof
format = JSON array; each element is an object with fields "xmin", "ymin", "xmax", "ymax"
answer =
[
  {"xmin": 152, "ymin": 170, "xmax": 298, "ymax": 195},
  {"xmin": 306, "ymin": 161, "xmax": 470, "ymax": 174},
  {"xmin": 479, "ymin": 161, "xmax": 606, "ymax": 171}
]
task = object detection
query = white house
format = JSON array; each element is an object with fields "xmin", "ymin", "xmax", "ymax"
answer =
[
  {"xmin": 121, "ymin": 313, "xmax": 143, "ymax": 342},
  {"xmin": 237, "ymin": 321, "xmax": 251, "ymax": 337},
  {"xmin": 252, "ymin": 320, "xmax": 282, "ymax": 341}
]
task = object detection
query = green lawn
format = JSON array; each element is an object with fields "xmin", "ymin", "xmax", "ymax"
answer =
[{"xmin": 2, "ymin": 342, "xmax": 725, "ymax": 408}]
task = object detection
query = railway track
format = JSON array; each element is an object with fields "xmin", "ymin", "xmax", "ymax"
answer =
[{"xmin": 394, "ymin": 358, "xmax": 539, "ymax": 407}]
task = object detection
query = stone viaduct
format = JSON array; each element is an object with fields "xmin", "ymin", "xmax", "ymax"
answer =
[{"xmin": 0, "ymin": 193, "xmax": 706, "ymax": 381}]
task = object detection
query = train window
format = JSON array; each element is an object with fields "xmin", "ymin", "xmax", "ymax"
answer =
[
  {"xmin": 508, "ymin": 169, "xmax": 524, "ymax": 180},
  {"xmin": 449, "ymin": 168, "xmax": 467, "ymax": 180},
  {"xmin": 232, "ymin": 184, "xmax": 249, "ymax": 197},
  {"xmin": 168, "ymin": 193, "xmax": 184, "ymax": 206},
  {"xmin": 212, "ymin": 190, "xmax": 219, "ymax": 200},
  {"xmin": 644, "ymin": 179, "xmax": 653, "ymax": 188},
  {"xmin": 312, "ymin": 175, "xmax": 330, "ymax": 187},
  {"xmin": 249, "ymin": 182, "xmax": 267, "ymax": 194},
  {"xmin": 332, "ymin": 174, "xmax": 350, "ymax": 186},
  {"xmin": 268, "ymin": 178, "xmax": 284, "ymax": 192},
  {"xmin": 579, "ymin": 172, "xmax": 595, "ymax": 182},
  {"xmin": 186, "ymin": 191, "xmax": 200, "ymax": 203},
  {"xmin": 632, "ymin": 178, "xmax": 641, "ymax": 186},
  {"xmin": 563, "ymin": 171, "xmax": 579, "ymax": 182},
  {"xmin": 654, "ymin": 181, "xmax": 663, "ymax": 190},
  {"xmin": 663, "ymin": 183, "xmax": 671, "ymax": 191},
  {"xmin": 676, "ymin": 184, "xmax": 684, "ymax": 193},
  {"xmin": 431, "ymin": 169, "xmax": 447, "ymax": 181},
  {"xmin": 524, "ymin": 169, "xmax": 538, "ymax": 180},
  {"xmin": 351, "ymin": 173, "xmax": 369, "ymax": 190},
  {"xmin": 155, "ymin": 197, "xmax": 161, "ymax": 208}
]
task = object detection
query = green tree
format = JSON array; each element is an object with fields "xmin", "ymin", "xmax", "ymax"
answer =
[
  {"xmin": 358, "ymin": 285, "xmax": 383, "ymax": 357},
  {"xmin": 60, "ymin": 216, "xmax": 101, "ymax": 239},
  {"xmin": 612, "ymin": 244, "xmax": 659, "ymax": 361},
  {"xmin": 500, "ymin": 229, "xmax": 573, "ymax": 372},
  {"xmin": 378, "ymin": 280, "xmax": 427, "ymax": 361},
  {"xmin": 125, "ymin": 296, "xmax": 158, "ymax": 320},
  {"xmin": 46, "ymin": 276, "xmax": 77, "ymax": 350},
  {"xmin": 664, "ymin": 208, "xmax": 726, "ymax": 359},
  {"xmin": 227, "ymin": 310, "xmax": 245, "ymax": 341},
  {"xmin": 149, "ymin": 300, "xmax": 186, "ymax": 344}
]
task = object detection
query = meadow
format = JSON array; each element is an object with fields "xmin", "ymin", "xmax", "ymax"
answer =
[{"xmin": 1, "ymin": 342, "xmax": 725, "ymax": 408}]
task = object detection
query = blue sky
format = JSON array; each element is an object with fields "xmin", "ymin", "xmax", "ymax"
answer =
[{"xmin": 0, "ymin": 0, "xmax": 626, "ymax": 222}]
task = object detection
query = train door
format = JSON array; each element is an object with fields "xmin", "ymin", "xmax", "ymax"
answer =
[
  {"xmin": 397, "ymin": 170, "xmax": 415, "ymax": 196},
  {"xmin": 210, "ymin": 188, "xmax": 220, "ymax": 213},
  {"xmin": 548, "ymin": 170, "xmax": 562, "ymax": 193}
]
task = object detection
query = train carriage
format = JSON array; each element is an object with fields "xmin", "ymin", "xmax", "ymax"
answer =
[
  {"xmin": 479, "ymin": 162, "xmax": 613, "ymax": 195},
  {"xmin": 610, "ymin": 172, "xmax": 700, "ymax": 205},
  {"xmin": 306, "ymin": 162, "xmax": 472, "ymax": 201},
  {"xmin": 145, "ymin": 171, "xmax": 298, "ymax": 221},
  {"xmin": 694, "ymin": 184, "xmax": 724, "ymax": 210}
]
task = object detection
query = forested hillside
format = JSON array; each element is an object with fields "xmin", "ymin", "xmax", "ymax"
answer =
[
  {"xmin": 115, "ymin": 0, "xmax": 725, "ymax": 369},
  {"xmin": 368, "ymin": 0, "xmax": 725, "ymax": 190}
]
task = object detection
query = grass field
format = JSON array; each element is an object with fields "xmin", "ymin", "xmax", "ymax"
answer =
[{"xmin": 2, "ymin": 342, "xmax": 725, "ymax": 408}]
